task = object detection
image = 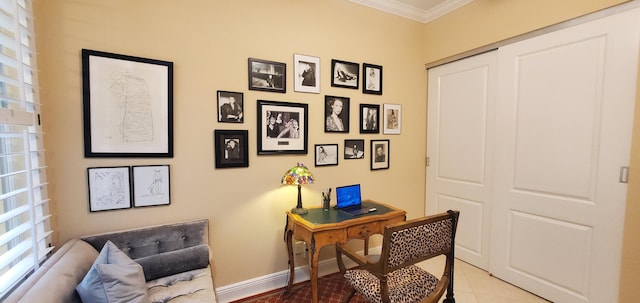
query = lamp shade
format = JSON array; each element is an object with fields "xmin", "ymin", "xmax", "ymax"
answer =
[{"xmin": 282, "ymin": 163, "xmax": 314, "ymax": 185}]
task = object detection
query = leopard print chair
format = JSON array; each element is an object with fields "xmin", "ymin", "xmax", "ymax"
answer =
[{"xmin": 336, "ymin": 210, "xmax": 460, "ymax": 303}]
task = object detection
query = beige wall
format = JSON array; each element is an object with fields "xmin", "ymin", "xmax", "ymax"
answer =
[
  {"xmin": 33, "ymin": 0, "xmax": 640, "ymax": 299},
  {"xmin": 422, "ymin": 0, "xmax": 639, "ymax": 302},
  {"xmin": 33, "ymin": 0, "xmax": 427, "ymax": 287}
]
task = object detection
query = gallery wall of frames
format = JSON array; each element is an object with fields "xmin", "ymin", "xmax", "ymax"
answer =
[{"xmin": 81, "ymin": 49, "xmax": 402, "ymax": 211}]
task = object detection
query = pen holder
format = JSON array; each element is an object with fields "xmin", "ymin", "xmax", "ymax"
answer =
[{"xmin": 322, "ymin": 197, "xmax": 330, "ymax": 211}]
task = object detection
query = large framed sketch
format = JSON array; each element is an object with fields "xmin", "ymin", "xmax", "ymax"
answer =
[
  {"xmin": 82, "ymin": 49, "xmax": 173, "ymax": 158},
  {"xmin": 87, "ymin": 166, "xmax": 131, "ymax": 212},
  {"xmin": 132, "ymin": 165, "xmax": 171, "ymax": 207}
]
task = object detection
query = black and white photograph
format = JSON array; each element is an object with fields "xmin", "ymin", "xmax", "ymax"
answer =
[
  {"xmin": 314, "ymin": 144, "xmax": 339, "ymax": 166},
  {"xmin": 383, "ymin": 103, "xmax": 402, "ymax": 135},
  {"xmin": 360, "ymin": 103, "xmax": 380, "ymax": 134},
  {"xmin": 217, "ymin": 90, "xmax": 244, "ymax": 123},
  {"xmin": 294, "ymin": 54, "xmax": 320, "ymax": 93},
  {"xmin": 87, "ymin": 166, "xmax": 131, "ymax": 212},
  {"xmin": 363, "ymin": 63, "xmax": 382, "ymax": 95},
  {"xmin": 257, "ymin": 100, "xmax": 308, "ymax": 154},
  {"xmin": 248, "ymin": 58, "xmax": 286, "ymax": 93},
  {"xmin": 324, "ymin": 95, "xmax": 350, "ymax": 133},
  {"xmin": 331, "ymin": 59, "xmax": 359, "ymax": 89},
  {"xmin": 132, "ymin": 165, "xmax": 171, "ymax": 207},
  {"xmin": 214, "ymin": 130, "xmax": 249, "ymax": 168},
  {"xmin": 344, "ymin": 139, "xmax": 364, "ymax": 159},
  {"xmin": 370, "ymin": 139, "xmax": 390, "ymax": 170}
]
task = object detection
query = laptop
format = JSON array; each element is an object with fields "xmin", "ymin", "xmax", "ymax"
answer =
[{"xmin": 335, "ymin": 184, "xmax": 375, "ymax": 216}]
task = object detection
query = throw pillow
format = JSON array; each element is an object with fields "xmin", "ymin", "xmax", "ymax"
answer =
[{"xmin": 76, "ymin": 240, "xmax": 150, "ymax": 303}]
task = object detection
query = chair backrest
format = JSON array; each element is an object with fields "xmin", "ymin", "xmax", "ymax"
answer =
[{"xmin": 380, "ymin": 210, "xmax": 459, "ymax": 272}]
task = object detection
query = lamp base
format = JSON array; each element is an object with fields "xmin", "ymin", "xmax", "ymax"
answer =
[{"xmin": 291, "ymin": 207, "xmax": 308, "ymax": 215}]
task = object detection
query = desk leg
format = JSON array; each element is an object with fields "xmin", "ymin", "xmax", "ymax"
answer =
[
  {"xmin": 307, "ymin": 241, "xmax": 320, "ymax": 303},
  {"xmin": 284, "ymin": 230, "xmax": 295, "ymax": 296}
]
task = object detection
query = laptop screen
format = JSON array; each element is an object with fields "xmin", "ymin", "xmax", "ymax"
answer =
[{"xmin": 336, "ymin": 184, "xmax": 362, "ymax": 208}]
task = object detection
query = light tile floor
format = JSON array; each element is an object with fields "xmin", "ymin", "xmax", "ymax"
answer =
[{"xmin": 418, "ymin": 257, "xmax": 551, "ymax": 303}]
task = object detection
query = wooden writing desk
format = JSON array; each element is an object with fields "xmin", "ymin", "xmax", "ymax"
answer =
[{"xmin": 283, "ymin": 200, "xmax": 406, "ymax": 303}]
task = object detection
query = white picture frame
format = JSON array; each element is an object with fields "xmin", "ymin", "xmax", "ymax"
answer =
[
  {"xmin": 383, "ymin": 103, "xmax": 402, "ymax": 135},
  {"xmin": 294, "ymin": 54, "xmax": 320, "ymax": 93}
]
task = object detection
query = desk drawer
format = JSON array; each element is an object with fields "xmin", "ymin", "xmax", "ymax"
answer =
[{"xmin": 347, "ymin": 222, "xmax": 380, "ymax": 239}]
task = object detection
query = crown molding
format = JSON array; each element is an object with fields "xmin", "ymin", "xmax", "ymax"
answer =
[{"xmin": 349, "ymin": 0, "xmax": 474, "ymax": 23}]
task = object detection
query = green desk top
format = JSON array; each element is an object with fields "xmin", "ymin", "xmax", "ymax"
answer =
[{"xmin": 299, "ymin": 201, "xmax": 396, "ymax": 225}]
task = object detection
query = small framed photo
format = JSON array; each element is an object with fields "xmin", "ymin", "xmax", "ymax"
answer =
[
  {"xmin": 360, "ymin": 104, "xmax": 380, "ymax": 134},
  {"xmin": 214, "ymin": 129, "xmax": 249, "ymax": 168},
  {"xmin": 325, "ymin": 95, "xmax": 350, "ymax": 133},
  {"xmin": 132, "ymin": 165, "xmax": 171, "ymax": 207},
  {"xmin": 315, "ymin": 144, "xmax": 339, "ymax": 166},
  {"xmin": 82, "ymin": 49, "xmax": 173, "ymax": 158},
  {"xmin": 217, "ymin": 91, "xmax": 244, "ymax": 123},
  {"xmin": 257, "ymin": 100, "xmax": 308, "ymax": 155},
  {"xmin": 344, "ymin": 139, "xmax": 364, "ymax": 159},
  {"xmin": 248, "ymin": 58, "xmax": 286, "ymax": 93},
  {"xmin": 294, "ymin": 54, "xmax": 320, "ymax": 93},
  {"xmin": 331, "ymin": 59, "xmax": 359, "ymax": 89},
  {"xmin": 383, "ymin": 103, "xmax": 402, "ymax": 135},
  {"xmin": 87, "ymin": 166, "xmax": 131, "ymax": 212},
  {"xmin": 363, "ymin": 63, "xmax": 382, "ymax": 95},
  {"xmin": 371, "ymin": 140, "xmax": 390, "ymax": 170}
]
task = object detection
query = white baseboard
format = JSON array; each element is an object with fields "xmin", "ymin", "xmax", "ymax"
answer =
[{"xmin": 215, "ymin": 246, "xmax": 381, "ymax": 303}]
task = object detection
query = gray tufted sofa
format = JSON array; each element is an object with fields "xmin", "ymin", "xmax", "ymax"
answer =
[{"xmin": 4, "ymin": 219, "xmax": 217, "ymax": 303}]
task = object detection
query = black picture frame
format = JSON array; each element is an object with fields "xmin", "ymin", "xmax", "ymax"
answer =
[
  {"xmin": 87, "ymin": 166, "xmax": 132, "ymax": 212},
  {"xmin": 82, "ymin": 49, "xmax": 173, "ymax": 158},
  {"xmin": 217, "ymin": 90, "xmax": 244, "ymax": 123},
  {"xmin": 360, "ymin": 104, "xmax": 380, "ymax": 134},
  {"xmin": 344, "ymin": 139, "xmax": 364, "ymax": 159},
  {"xmin": 363, "ymin": 63, "xmax": 383, "ymax": 95},
  {"xmin": 314, "ymin": 144, "xmax": 339, "ymax": 166},
  {"xmin": 371, "ymin": 139, "xmax": 390, "ymax": 170},
  {"xmin": 324, "ymin": 95, "xmax": 350, "ymax": 133},
  {"xmin": 132, "ymin": 165, "xmax": 171, "ymax": 207},
  {"xmin": 214, "ymin": 130, "xmax": 249, "ymax": 168},
  {"xmin": 257, "ymin": 100, "xmax": 308, "ymax": 155},
  {"xmin": 331, "ymin": 59, "xmax": 359, "ymax": 89},
  {"xmin": 248, "ymin": 58, "xmax": 286, "ymax": 93}
]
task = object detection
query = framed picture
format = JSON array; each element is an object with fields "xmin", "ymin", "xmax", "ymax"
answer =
[
  {"xmin": 248, "ymin": 58, "xmax": 286, "ymax": 93},
  {"xmin": 371, "ymin": 139, "xmax": 390, "ymax": 170},
  {"xmin": 344, "ymin": 139, "xmax": 364, "ymax": 159},
  {"xmin": 324, "ymin": 95, "xmax": 350, "ymax": 133},
  {"xmin": 82, "ymin": 49, "xmax": 173, "ymax": 158},
  {"xmin": 331, "ymin": 59, "xmax": 359, "ymax": 89},
  {"xmin": 87, "ymin": 166, "xmax": 131, "ymax": 212},
  {"xmin": 315, "ymin": 144, "xmax": 339, "ymax": 166},
  {"xmin": 214, "ymin": 129, "xmax": 249, "ymax": 168},
  {"xmin": 217, "ymin": 90, "xmax": 244, "ymax": 123},
  {"xmin": 363, "ymin": 63, "xmax": 383, "ymax": 95},
  {"xmin": 383, "ymin": 103, "xmax": 402, "ymax": 135},
  {"xmin": 294, "ymin": 54, "xmax": 320, "ymax": 93},
  {"xmin": 132, "ymin": 165, "xmax": 171, "ymax": 207},
  {"xmin": 257, "ymin": 100, "xmax": 308, "ymax": 155},
  {"xmin": 360, "ymin": 104, "xmax": 380, "ymax": 134}
]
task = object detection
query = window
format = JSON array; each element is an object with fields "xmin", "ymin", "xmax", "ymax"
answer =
[{"xmin": 0, "ymin": 0, "xmax": 52, "ymax": 298}]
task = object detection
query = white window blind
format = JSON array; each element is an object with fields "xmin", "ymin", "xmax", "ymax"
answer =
[{"xmin": 0, "ymin": 0, "xmax": 52, "ymax": 298}]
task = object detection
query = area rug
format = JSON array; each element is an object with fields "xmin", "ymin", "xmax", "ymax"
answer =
[{"xmin": 230, "ymin": 271, "xmax": 368, "ymax": 303}]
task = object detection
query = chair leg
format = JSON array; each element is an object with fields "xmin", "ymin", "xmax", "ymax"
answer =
[
  {"xmin": 343, "ymin": 289, "xmax": 356, "ymax": 303},
  {"xmin": 443, "ymin": 293, "xmax": 455, "ymax": 303}
]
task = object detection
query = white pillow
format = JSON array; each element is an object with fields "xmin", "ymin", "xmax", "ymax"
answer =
[{"xmin": 76, "ymin": 241, "xmax": 150, "ymax": 303}]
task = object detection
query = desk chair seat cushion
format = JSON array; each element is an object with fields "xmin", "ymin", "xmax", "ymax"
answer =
[{"xmin": 344, "ymin": 265, "xmax": 439, "ymax": 303}]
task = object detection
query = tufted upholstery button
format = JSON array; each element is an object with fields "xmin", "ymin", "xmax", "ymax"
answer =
[{"xmin": 156, "ymin": 240, "xmax": 160, "ymax": 245}]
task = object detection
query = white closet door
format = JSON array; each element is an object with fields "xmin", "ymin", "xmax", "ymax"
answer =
[
  {"xmin": 490, "ymin": 7, "xmax": 640, "ymax": 303},
  {"xmin": 426, "ymin": 51, "xmax": 497, "ymax": 270}
]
